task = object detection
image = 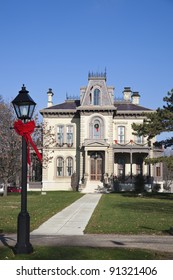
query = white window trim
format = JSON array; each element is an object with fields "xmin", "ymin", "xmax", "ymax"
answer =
[{"xmin": 118, "ymin": 126, "xmax": 125, "ymax": 144}]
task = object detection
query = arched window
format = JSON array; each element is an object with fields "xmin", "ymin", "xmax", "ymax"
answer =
[
  {"xmin": 89, "ymin": 93, "xmax": 92, "ymax": 104},
  {"xmin": 94, "ymin": 89, "xmax": 100, "ymax": 105},
  {"xmin": 66, "ymin": 157, "xmax": 73, "ymax": 176},
  {"xmin": 57, "ymin": 157, "xmax": 64, "ymax": 176},
  {"xmin": 89, "ymin": 117, "xmax": 104, "ymax": 139},
  {"xmin": 93, "ymin": 119, "xmax": 101, "ymax": 139}
]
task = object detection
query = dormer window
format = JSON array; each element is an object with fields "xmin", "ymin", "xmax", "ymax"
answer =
[
  {"xmin": 94, "ymin": 89, "xmax": 100, "ymax": 105},
  {"xmin": 89, "ymin": 93, "xmax": 92, "ymax": 104}
]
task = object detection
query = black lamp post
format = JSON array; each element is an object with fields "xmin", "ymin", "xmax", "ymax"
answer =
[{"xmin": 12, "ymin": 84, "xmax": 36, "ymax": 254}]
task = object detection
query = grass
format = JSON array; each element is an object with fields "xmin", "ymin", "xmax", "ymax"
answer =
[
  {"xmin": 1, "ymin": 191, "xmax": 173, "ymax": 260},
  {"xmin": 0, "ymin": 191, "xmax": 83, "ymax": 233},
  {"xmin": 1, "ymin": 191, "xmax": 173, "ymax": 235},
  {"xmin": 85, "ymin": 193, "xmax": 173, "ymax": 235},
  {"xmin": 0, "ymin": 246, "xmax": 172, "ymax": 260}
]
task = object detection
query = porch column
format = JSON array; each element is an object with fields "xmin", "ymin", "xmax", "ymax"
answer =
[
  {"xmin": 108, "ymin": 148, "xmax": 114, "ymax": 175},
  {"xmin": 85, "ymin": 149, "xmax": 88, "ymax": 175},
  {"xmin": 130, "ymin": 150, "xmax": 133, "ymax": 179},
  {"xmin": 79, "ymin": 151, "xmax": 83, "ymax": 181},
  {"xmin": 147, "ymin": 151, "xmax": 151, "ymax": 183},
  {"xmin": 105, "ymin": 149, "xmax": 108, "ymax": 174}
]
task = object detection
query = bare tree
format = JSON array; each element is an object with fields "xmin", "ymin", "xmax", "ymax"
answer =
[
  {"xmin": 0, "ymin": 96, "xmax": 21, "ymax": 195},
  {"xmin": 42, "ymin": 122, "xmax": 56, "ymax": 168}
]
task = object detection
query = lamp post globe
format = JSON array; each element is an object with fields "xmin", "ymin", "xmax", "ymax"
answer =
[
  {"xmin": 12, "ymin": 85, "xmax": 36, "ymax": 254},
  {"xmin": 12, "ymin": 84, "xmax": 36, "ymax": 121}
]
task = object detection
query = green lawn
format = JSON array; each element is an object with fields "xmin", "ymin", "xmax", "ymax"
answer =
[
  {"xmin": 1, "ymin": 191, "xmax": 173, "ymax": 260},
  {"xmin": 0, "ymin": 191, "xmax": 83, "ymax": 233},
  {"xmin": 85, "ymin": 193, "xmax": 173, "ymax": 235},
  {"xmin": 0, "ymin": 246, "xmax": 172, "ymax": 260},
  {"xmin": 1, "ymin": 191, "xmax": 173, "ymax": 235}
]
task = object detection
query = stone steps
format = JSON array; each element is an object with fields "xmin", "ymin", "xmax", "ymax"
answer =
[{"xmin": 81, "ymin": 181, "xmax": 104, "ymax": 193}]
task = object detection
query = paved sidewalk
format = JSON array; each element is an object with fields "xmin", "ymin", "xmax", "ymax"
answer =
[
  {"xmin": 1, "ymin": 234, "xmax": 173, "ymax": 254},
  {"xmin": 30, "ymin": 234, "xmax": 173, "ymax": 253},
  {"xmin": 31, "ymin": 193, "xmax": 102, "ymax": 235}
]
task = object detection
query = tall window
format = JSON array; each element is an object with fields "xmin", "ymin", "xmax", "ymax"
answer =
[
  {"xmin": 94, "ymin": 89, "xmax": 100, "ymax": 105},
  {"xmin": 118, "ymin": 158, "xmax": 125, "ymax": 177},
  {"xmin": 57, "ymin": 125, "xmax": 64, "ymax": 145},
  {"xmin": 156, "ymin": 164, "xmax": 161, "ymax": 177},
  {"xmin": 66, "ymin": 125, "xmax": 73, "ymax": 146},
  {"xmin": 66, "ymin": 157, "xmax": 73, "ymax": 176},
  {"xmin": 93, "ymin": 119, "xmax": 101, "ymax": 139},
  {"xmin": 118, "ymin": 126, "xmax": 125, "ymax": 144},
  {"xmin": 136, "ymin": 158, "xmax": 143, "ymax": 175},
  {"xmin": 57, "ymin": 157, "xmax": 64, "ymax": 176},
  {"xmin": 136, "ymin": 135, "xmax": 143, "ymax": 144},
  {"xmin": 89, "ymin": 117, "xmax": 104, "ymax": 139},
  {"xmin": 89, "ymin": 93, "xmax": 92, "ymax": 104}
]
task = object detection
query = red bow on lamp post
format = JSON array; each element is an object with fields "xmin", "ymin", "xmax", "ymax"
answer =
[{"xmin": 14, "ymin": 120, "xmax": 42, "ymax": 165}]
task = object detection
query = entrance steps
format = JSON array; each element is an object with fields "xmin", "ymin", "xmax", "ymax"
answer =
[{"xmin": 81, "ymin": 181, "xmax": 104, "ymax": 194}]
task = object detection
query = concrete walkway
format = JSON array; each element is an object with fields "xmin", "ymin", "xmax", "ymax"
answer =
[
  {"xmin": 1, "ymin": 234, "xmax": 173, "ymax": 255},
  {"xmin": 30, "ymin": 234, "xmax": 173, "ymax": 254},
  {"xmin": 31, "ymin": 193, "xmax": 102, "ymax": 236}
]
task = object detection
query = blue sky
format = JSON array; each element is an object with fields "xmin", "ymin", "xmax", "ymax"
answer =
[{"xmin": 0, "ymin": 0, "xmax": 173, "ymax": 118}]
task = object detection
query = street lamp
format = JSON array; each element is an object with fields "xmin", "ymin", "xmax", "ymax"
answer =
[
  {"xmin": 12, "ymin": 84, "xmax": 36, "ymax": 254},
  {"xmin": 12, "ymin": 84, "xmax": 36, "ymax": 121}
]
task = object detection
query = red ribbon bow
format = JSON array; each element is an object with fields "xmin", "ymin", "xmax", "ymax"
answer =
[{"xmin": 14, "ymin": 120, "xmax": 42, "ymax": 165}]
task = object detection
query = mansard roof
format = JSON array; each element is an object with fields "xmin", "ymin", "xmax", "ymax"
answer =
[
  {"xmin": 40, "ymin": 99, "xmax": 152, "ymax": 116},
  {"xmin": 44, "ymin": 100, "xmax": 80, "ymax": 110},
  {"xmin": 115, "ymin": 102, "xmax": 152, "ymax": 112},
  {"xmin": 40, "ymin": 72, "xmax": 154, "ymax": 116}
]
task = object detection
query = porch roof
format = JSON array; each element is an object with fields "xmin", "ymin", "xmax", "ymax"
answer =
[{"xmin": 113, "ymin": 144, "xmax": 150, "ymax": 154}]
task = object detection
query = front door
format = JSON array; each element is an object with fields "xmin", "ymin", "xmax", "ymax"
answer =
[{"xmin": 90, "ymin": 153, "xmax": 102, "ymax": 180}]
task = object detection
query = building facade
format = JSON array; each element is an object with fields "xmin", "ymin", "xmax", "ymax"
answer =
[{"xmin": 40, "ymin": 72, "xmax": 163, "ymax": 192}]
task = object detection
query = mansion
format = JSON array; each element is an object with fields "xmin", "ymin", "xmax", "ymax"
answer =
[{"xmin": 39, "ymin": 72, "xmax": 163, "ymax": 193}]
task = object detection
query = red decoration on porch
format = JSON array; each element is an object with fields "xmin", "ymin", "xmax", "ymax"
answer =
[
  {"xmin": 14, "ymin": 120, "xmax": 42, "ymax": 165},
  {"xmin": 130, "ymin": 139, "xmax": 133, "ymax": 143},
  {"xmin": 114, "ymin": 140, "xmax": 118, "ymax": 144},
  {"xmin": 94, "ymin": 123, "xmax": 99, "ymax": 132}
]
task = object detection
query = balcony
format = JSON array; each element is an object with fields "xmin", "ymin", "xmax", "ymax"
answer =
[
  {"xmin": 56, "ymin": 142, "xmax": 74, "ymax": 148},
  {"xmin": 113, "ymin": 139, "xmax": 150, "ymax": 153}
]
